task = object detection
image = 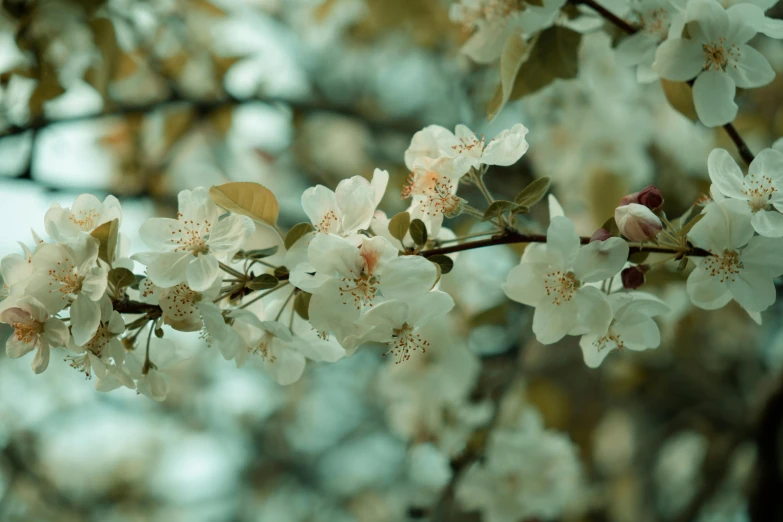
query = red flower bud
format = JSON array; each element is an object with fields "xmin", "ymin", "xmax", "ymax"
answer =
[
  {"xmin": 589, "ymin": 228, "xmax": 613, "ymax": 243},
  {"xmin": 620, "ymin": 185, "xmax": 664, "ymax": 211},
  {"xmin": 621, "ymin": 265, "xmax": 648, "ymax": 290}
]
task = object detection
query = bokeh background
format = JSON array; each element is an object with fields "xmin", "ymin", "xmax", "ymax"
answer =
[{"xmin": 1, "ymin": 0, "xmax": 783, "ymax": 521}]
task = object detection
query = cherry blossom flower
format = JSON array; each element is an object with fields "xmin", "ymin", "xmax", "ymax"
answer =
[
  {"xmin": 615, "ymin": 0, "xmax": 686, "ymax": 82},
  {"xmin": 0, "ymin": 241, "xmax": 34, "ymax": 309},
  {"xmin": 67, "ymin": 299, "xmax": 134, "ymax": 392},
  {"xmin": 503, "ymin": 216, "xmax": 629, "ymax": 344},
  {"xmin": 125, "ymin": 334, "xmax": 189, "ymax": 401},
  {"xmin": 44, "ymin": 194, "xmax": 122, "ymax": 243},
  {"xmin": 708, "ymin": 148, "xmax": 783, "ymax": 237},
  {"xmin": 361, "ymin": 291, "xmax": 455, "ymax": 363},
  {"xmin": 579, "ymin": 292, "xmax": 670, "ymax": 367},
  {"xmin": 301, "ymin": 169, "xmax": 388, "ymax": 237},
  {"xmin": 132, "ymin": 188, "xmax": 255, "ymax": 292},
  {"xmin": 0, "ymin": 297, "xmax": 69, "ymax": 374},
  {"xmin": 404, "ymin": 123, "xmax": 529, "ymax": 177},
  {"xmin": 615, "ymin": 203, "xmax": 663, "ymax": 241},
  {"xmin": 138, "ymin": 276, "xmax": 222, "ymax": 332},
  {"xmin": 653, "ymin": 0, "xmax": 774, "ymax": 126},
  {"xmin": 27, "ymin": 233, "xmax": 108, "ymax": 345},
  {"xmin": 686, "ymin": 199, "xmax": 783, "ymax": 312}
]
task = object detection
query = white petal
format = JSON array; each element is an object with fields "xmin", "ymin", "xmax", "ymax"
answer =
[
  {"xmin": 363, "ymin": 300, "xmax": 409, "ymax": 330},
  {"xmin": 730, "ymin": 269, "xmax": 775, "ymax": 312},
  {"xmin": 207, "ymin": 214, "xmax": 255, "ymax": 253},
  {"xmin": 579, "ymin": 334, "xmax": 614, "ymax": 368},
  {"xmin": 336, "ymin": 176, "xmax": 378, "ymax": 234},
  {"xmin": 693, "ymin": 70, "xmax": 737, "ymax": 128},
  {"xmin": 572, "ymin": 237, "xmax": 629, "ymax": 283},
  {"xmin": 370, "ymin": 169, "xmax": 389, "ymax": 206},
  {"xmin": 139, "ymin": 218, "xmax": 183, "ymax": 251},
  {"xmin": 186, "ymin": 254, "xmax": 220, "ymax": 292},
  {"xmin": 460, "ymin": 23, "xmax": 514, "ymax": 64},
  {"xmin": 265, "ymin": 345, "xmax": 306, "ymax": 385},
  {"xmin": 708, "ymin": 148, "xmax": 746, "ymax": 200},
  {"xmin": 546, "ymin": 216, "xmax": 580, "ymax": 268},
  {"xmin": 751, "ymin": 210, "xmax": 783, "ymax": 237},
  {"xmin": 406, "ymin": 291, "xmax": 455, "ymax": 327},
  {"xmin": 728, "ymin": 44, "xmax": 774, "ymax": 89},
  {"xmin": 308, "ymin": 233, "xmax": 360, "ymax": 276},
  {"xmin": 653, "ymin": 38, "xmax": 704, "ymax": 81},
  {"xmin": 70, "ymin": 295, "xmax": 101, "ymax": 346},
  {"xmin": 380, "ymin": 256, "xmax": 438, "ymax": 300},
  {"xmin": 178, "ymin": 187, "xmax": 218, "ymax": 225},
  {"xmin": 6, "ymin": 335, "xmax": 36, "ymax": 358},
  {"xmin": 532, "ymin": 298, "xmax": 578, "ymax": 345},
  {"xmin": 31, "ymin": 344, "xmax": 50, "ymax": 374},
  {"xmin": 43, "ymin": 318, "xmax": 70, "ymax": 347},
  {"xmin": 502, "ymin": 261, "xmax": 549, "ymax": 307},
  {"xmin": 615, "ymin": 33, "xmax": 657, "ymax": 67},
  {"xmin": 308, "ymin": 278, "xmax": 360, "ymax": 332},
  {"xmin": 302, "ymin": 185, "xmax": 340, "ymax": 234},
  {"xmin": 741, "ymin": 235, "xmax": 783, "ymax": 278},
  {"xmin": 573, "ymin": 286, "xmax": 613, "ymax": 337},
  {"xmin": 480, "ymin": 124, "xmax": 530, "ymax": 166},
  {"xmin": 137, "ymin": 251, "xmax": 192, "ymax": 288},
  {"xmin": 686, "ymin": 265, "xmax": 732, "ymax": 310}
]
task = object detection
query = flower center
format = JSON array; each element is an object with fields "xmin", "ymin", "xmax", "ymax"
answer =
[
  {"xmin": 12, "ymin": 320, "xmax": 43, "ymax": 344},
  {"xmin": 171, "ymin": 212, "xmax": 211, "ymax": 254},
  {"xmin": 703, "ymin": 249, "xmax": 742, "ymax": 283},
  {"xmin": 69, "ymin": 209, "xmax": 101, "ymax": 230},
  {"xmin": 252, "ymin": 335, "xmax": 276, "ymax": 362},
  {"xmin": 452, "ymin": 134, "xmax": 485, "ymax": 157},
  {"xmin": 592, "ymin": 328, "xmax": 624, "ymax": 353},
  {"xmin": 640, "ymin": 8, "xmax": 668, "ymax": 39},
  {"xmin": 316, "ymin": 210, "xmax": 339, "ymax": 233},
  {"xmin": 742, "ymin": 173, "xmax": 777, "ymax": 213},
  {"xmin": 384, "ymin": 322, "xmax": 429, "ymax": 364},
  {"xmin": 702, "ymin": 38, "xmax": 737, "ymax": 72},
  {"xmin": 339, "ymin": 274, "xmax": 379, "ymax": 309},
  {"xmin": 543, "ymin": 270, "xmax": 579, "ymax": 305},
  {"xmin": 161, "ymin": 283, "xmax": 202, "ymax": 320},
  {"xmin": 48, "ymin": 259, "xmax": 84, "ymax": 295},
  {"xmin": 403, "ymin": 172, "xmax": 461, "ymax": 217}
]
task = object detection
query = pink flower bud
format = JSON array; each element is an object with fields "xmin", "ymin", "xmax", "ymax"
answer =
[
  {"xmin": 621, "ymin": 265, "xmax": 648, "ymax": 290},
  {"xmin": 620, "ymin": 185, "xmax": 664, "ymax": 211},
  {"xmin": 615, "ymin": 203, "xmax": 663, "ymax": 242},
  {"xmin": 589, "ymin": 228, "xmax": 613, "ymax": 243}
]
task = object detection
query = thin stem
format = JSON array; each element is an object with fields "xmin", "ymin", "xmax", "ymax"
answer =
[
  {"xmin": 435, "ymin": 229, "xmax": 503, "ymax": 244},
  {"xmin": 237, "ymin": 282, "xmax": 289, "ymax": 310},
  {"xmin": 275, "ymin": 288, "xmax": 297, "ymax": 322},
  {"xmin": 141, "ymin": 321, "xmax": 155, "ymax": 375},
  {"xmin": 218, "ymin": 262, "xmax": 245, "ymax": 279}
]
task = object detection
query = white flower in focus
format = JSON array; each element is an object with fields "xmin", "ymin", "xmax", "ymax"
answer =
[
  {"xmin": 138, "ymin": 276, "xmax": 222, "ymax": 332},
  {"xmin": 67, "ymin": 300, "xmax": 134, "ymax": 392},
  {"xmin": 0, "ymin": 297, "xmax": 69, "ymax": 374},
  {"xmin": 687, "ymin": 199, "xmax": 783, "ymax": 312},
  {"xmin": 404, "ymin": 123, "xmax": 529, "ymax": 177},
  {"xmin": 0, "ymin": 241, "xmax": 34, "ymax": 307},
  {"xmin": 361, "ymin": 291, "xmax": 455, "ymax": 363},
  {"xmin": 456, "ymin": 409, "xmax": 582, "ymax": 522},
  {"xmin": 44, "ymin": 194, "xmax": 122, "ymax": 243},
  {"xmin": 615, "ymin": 203, "xmax": 663, "ymax": 241},
  {"xmin": 401, "ymin": 157, "xmax": 465, "ymax": 235},
  {"xmin": 132, "ymin": 188, "xmax": 255, "ymax": 292},
  {"xmin": 579, "ymin": 292, "xmax": 670, "ymax": 368},
  {"xmin": 301, "ymin": 168, "xmax": 388, "ymax": 236},
  {"xmin": 615, "ymin": 0, "xmax": 686, "ymax": 82},
  {"xmin": 653, "ymin": 0, "xmax": 773, "ymax": 126},
  {"xmin": 27, "ymin": 233, "xmax": 108, "ymax": 345},
  {"xmin": 708, "ymin": 148, "xmax": 783, "ymax": 237},
  {"xmin": 503, "ymin": 216, "xmax": 629, "ymax": 344}
]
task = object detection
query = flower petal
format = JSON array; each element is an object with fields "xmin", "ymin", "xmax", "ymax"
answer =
[
  {"xmin": 546, "ymin": 216, "xmax": 580, "ymax": 268},
  {"xmin": 207, "ymin": 214, "xmax": 255, "ymax": 253},
  {"xmin": 686, "ymin": 265, "xmax": 732, "ymax": 310},
  {"xmin": 481, "ymin": 124, "xmax": 530, "ymax": 166},
  {"xmin": 653, "ymin": 38, "xmax": 704, "ymax": 81},
  {"xmin": 70, "ymin": 295, "xmax": 101, "ymax": 346},
  {"xmin": 728, "ymin": 44, "xmax": 774, "ymax": 89},
  {"xmin": 503, "ymin": 261, "xmax": 549, "ymax": 307},
  {"xmin": 693, "ymin": 71, "xmax": 738, "ymax": 128},
  {"xmin": 380, "ymin": 256, "xmax": 438, "ymax": 300},
  {"xmin": 186, "ymin": 254, "xmax": 219, "ymax": 292},
  {"xmin": 532, "ymin": 298, "xmax": 577, "ymax": 345},
  {"xmin": 572, "ymin": 237, "xmax": 629, "ymax": 283},
  {"xmin": 708, "ymin": 148, "xmax": 746, "ymax": 199}
]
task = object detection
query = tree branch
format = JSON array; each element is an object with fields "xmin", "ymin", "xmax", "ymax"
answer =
[{"xmin": 570, "ymin": 0, "xmax": 756, "ymax": 166}]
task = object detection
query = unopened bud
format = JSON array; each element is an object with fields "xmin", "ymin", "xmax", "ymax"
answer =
[
  {"xmin": 621, "ymin": 265, "xmax": 648, "ymax": 289},
  {"xmin": 620, "ymin": 185, "xmax": 664, "ymax": 211},
  {"xmin": 615, "ymin": 203, "xmax": 663, "ymax": 242},
  {"xmin": 590, "ymin": 228, "xmax": 613, "ymax": 243}
]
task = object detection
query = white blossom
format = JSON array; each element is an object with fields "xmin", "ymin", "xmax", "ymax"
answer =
[
  {"xmin": 44, "ymin": 193, "xmax": 122, "ymax": 243},
  {"xmin": 503, "ymin": 216, "xmax": 629, "ymax": 344},
  {"xmin": 132, "ymin": 188, "xmax": 255, "ymax": 292},
  {"xmin": 0, "ymin": 297, "xmax": 69, "ymax": 374},
  {"xmin": 615, "ymin": 203, "xmax": 663, "ymax": 241}
]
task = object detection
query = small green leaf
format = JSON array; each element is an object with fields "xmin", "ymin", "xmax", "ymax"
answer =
[
  {"xmin": 274, "ymin": 266, "xmax": 289, "ymax": 279},
  {"xmin": 236, "ymin": 246, "xmax": 279, "ymax": 260},
  {"xmin": 294, "ymin": 291, "xmax": 312, "ymax": 320},
  {"xmin": 90, "ymin": 218, "xmax": 119, "ymax": 265},
  {"xmin": 601, "ymin": 216, "xmax": 620, "ymax": 237},
  {"xmin": 409, "ymin": 219, "xmax": 428, "ymax": 246},
  {"xmin": 514, "ymin": 177, "xmax": 551, "ymax": 208},
  {"xmin": 428, "ymin": 254, "xmax": 454, "ymax": 274},
  {"xmin": 388, "ymin": 212, "xmax": 411, "ymax": 243},
  {"xmin": 108, "ymin": 267, "xmax": 136, "ymax": 291},
  {"xmin": 512, "ymin": 205, "xmax": 530, "ymax": 215},
  {"xmin": 679, "ymin": 212, "xmax": 705, "ymax": 237},
  {"xmin": 247, "ymin": 273, "xmax": 279, "ymax": 290},
  {"xmin": 482, "ymin": 200, "xmax": 518, "ymax": 222},
  {"xmin": 284, "ymin": 223, "xmax": 314, "ymax": 250}
]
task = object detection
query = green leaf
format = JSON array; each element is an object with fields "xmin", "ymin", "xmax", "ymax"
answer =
[
  {"xmin": 294, "ymin": 291, "xmax": 312, "ymax": 320},
  {"xmin": 388, "ymin": 212, "xmax": 411, "ymax": 243},
  {"xmin": 679, "ymin": 212, "xmax": 705, "ymax": 237},
  {"xmin": 209, "ymin": 182, "xmax": 280, "ymax": 226},
  {"xmin": 428, "ymin": 254, "xmax": 454, "ymax": 274},
  {"xmin": 409, "ymin": 219, "xmax": 428, "ymax": 246},
  {"xmin": 234, "ymin": 245, "xmax": 279, "ymax": 261},
  {"xmin": 502, "ymin": 26, "xmax": 581, "ymax": 106},
  {"xmin": 514, "ymin": 177, "xmax": 551, "ymax": 208},
  {"xmin": 482, "ymin": 200, "xmax": 518, "ymax": 222},
  {"xmin": 247, "ymin": 273, "xmax": 279, "ymax": 291},
  {"xmin": 90, "ymin": 218, "xmax": 119, "ymax": 265},
  {"xmin": 512, "ymin": 205, "xmax": 530, "ymax": 215},
  {"xmin": 487, "ymin": 34, "xmax": 536, "ymax": 121},
  {"xmin": 108, "ymin": 267, "xmax": 136, "ymax": 291},
  {"xmin": 600, "ymin": 216, "xmax": 620, "ymax": 237},
  {"xmin": 284, "ymin": 223, "xmax": 315, "ymax": 250},
  {"xmin": 274, "ymin": 266, "xmax": 290, "ymax": 279}
]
